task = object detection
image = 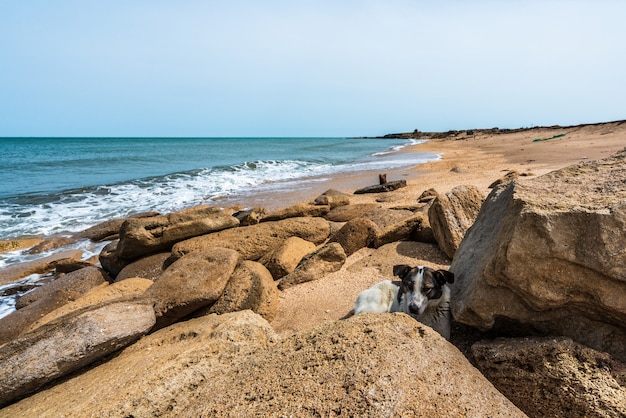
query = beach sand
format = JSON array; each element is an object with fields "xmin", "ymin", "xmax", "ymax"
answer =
[{"xmin": 270, "ymin": 121, "xmax": 626, "ymax": 337}]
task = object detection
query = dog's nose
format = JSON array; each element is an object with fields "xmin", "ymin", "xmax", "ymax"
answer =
[{"xmin": 409, "ymin": 305, "xmax": 421, "ymax": 315}]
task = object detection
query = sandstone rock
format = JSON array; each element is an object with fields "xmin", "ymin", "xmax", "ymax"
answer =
[
  {"xmin": 15, "ymin": 266, "xmax": 110, "ymax": 309},
  {"xmin": 114, "ymin": 252, "xmax": 170, "ymax": 282},
  {"xmin": 145, "ymin": 247, "xmax": 241, "ymax": 329},
  {"xmin": 472, "ymin": 337, "xmax": 626, "ymax": 418},
  {"xmin": 353, "ymin": 179, "xmax": 407, "ymax": 194},
  {"xmin": 0, "ymin": 238, "xmax": 42, "ymax": 254},
  {"xmin": 261, "ymin": 202, "xmax": 331, "ymax": 222},
  {"xmin": 186, "ymin": 314, "xmax": 525, "ymax": 417},
  {"xmin": 26, "ymin": 278, "xmax": 153, "ymax": 332},
  {"xmin": 362, "ymin": 207, "xmax": 414, "ymax": 229},
  {"xmin": 0, "ymin": 311, "xmax": 277, "ymax": 417},
  {"xmin": 232, "ymin": 207, "xmax": 265, "ymax": 226},
  {"xmin": 329, "ymin": 218, "xmax": 378, "ymax": 256},
  {"xmin": 206, "ymin": 260, "xmax": 279, "ymax": 321},
  {"xmin": 0, "ymin": 300, "xmax": 155, "ymax": 407},
  {"xmin": 325, "ymin": 203, "xmax": 380, "ymax": 222},
  {"xmin": 313, "ymin": 189, "xmax": 351, "ymax": 208},
  {"xmin": 0, "ymin": 250, "xmax": 83, "ymax": 286},
  {"xmin": 54, "ymin": 258, "xmax": 94, "ymax": 274},
  {"xmin": 418, "ymin": 187, "xmax": 439, "ymax": 203},
  {"xmin": 372, "ymin": 212, "xmax": 426, "ymax": 248},
  {"xmin": 72, "ymin": 212, "xmax": 160, "ymax": 242},
  {"xmin": 278, "ymin": 243, "xmax": 346, "ymax": 290},
  {"xmin": 116, "ymin": 211, "xmax": 239, "ymax": 260},
  {"xmin": 258, "ymin": 236, "xmax": 316, "ymax": 280},
  {"xmin": 171, "ymin": 217, "xmax": 330, "ymax": 261},
  {"xmin": 27, "ymin": 237, "xmax": 77, "ymax": 254},
  {"xmin": 489, "ymin": 170, "xmax": 519, "ymax": 188},
  {"xmin": 451, "ymin": 150, "xmax": 626, "ymax": 361},
  {"xmin": 428, "ymin": 185, "xmax": 484, "ymax": 258}
]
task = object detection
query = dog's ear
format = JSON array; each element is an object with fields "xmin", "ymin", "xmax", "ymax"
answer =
[
  {"xmin": 393, "ymin": 264, "xmax": 411, "ymax": 279},
  {"xmin": 434, "ymin": 269, "xmax": 455, "ymax": 285}
]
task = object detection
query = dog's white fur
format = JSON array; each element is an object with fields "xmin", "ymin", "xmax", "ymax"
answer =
[{"xmin": 353, "ymin": 266, "xmax": 454, "ymax": 339}]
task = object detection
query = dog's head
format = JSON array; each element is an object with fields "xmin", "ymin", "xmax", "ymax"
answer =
[{"xmin": 392, "ymin": 265, "xmax": 454, "ymax": 315}]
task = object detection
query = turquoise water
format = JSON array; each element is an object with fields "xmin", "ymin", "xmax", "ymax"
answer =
[{"xmin": 0, "ymin": 137, "xmax": 433, "ymax": 239}]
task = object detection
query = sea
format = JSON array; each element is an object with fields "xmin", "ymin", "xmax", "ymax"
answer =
[{"xmin": 0, "ymin": 136, "xmax": 437, "ymax": 318}]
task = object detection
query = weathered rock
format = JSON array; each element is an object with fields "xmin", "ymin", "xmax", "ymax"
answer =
[
  {"xmin": 313, "ymin": 189, "xmax": 351, "ymax": 208},
  {"xmin": 451, "ymin": 150, "xmax": 626, "ymax": 360},
  {"xmin": 72, "ymin": 212, "xmax": 160, "ymax": 242},
  {"xmin": 54, "ymin": 258, "xmax": 94, "ymax": 274},
  {"xmin": 15, "ymin": 266, "xmax": 110, "ymax": 309},
  {"xmin": 0, "ymin": 300, "xmax": 155, "ymax": 407},
  {"xmin": 329, "ymin": 218, "xmax": 378, "ymax": 257},
  {"xmin": 418, "ymin": 187, "xmax": 439, "ymax": 203},
  {"xmin": 362, "ymin": 207, "xmax": 414, "ymax": 229},
  {"xmin": 232, "ymin": 207, "xmax": 265, "ymax": 226},
  {"xmin": 98, "ymin": 240, "xmax": 128, "ymax": 277},
  {"xmin": 258, "ymin": 236, "xmax": 316, "ymax": 280},
  {"xmin": 353, "ymin": 179, "xmax": 407, "ymax": 194},
  {"xmin": 206, "ymin": 260, "xmax": 279, "ymax": 321},
  {"xmin": 325, "ymin": 203, "xmax": 380, "ymax": 222},
  {"xmin": 145, "ymin": 247, "xmax": 241, "ymax": 329},
  {"xmin": 261, "ymin": 202, "xmax": 330, "ymax": 222},
  {"xmin": 171, "ymin": 217, "xmax": 330, "ymax": 262},
  {"xmin": 0, "ymin": 311, "xmax": 277, "ymax": 417},
  {"xmin": 278, "ymin": 243, "xmax": 346, "ymax": 290},
  {"xmin": 0, "ymin": 238, "xmax": 42, "ymax": 254},
  {"xmin": 186, "ymin": 314, "xmax": 525, "ymax": 416},
  {"xmin": 26, "ymin": 278, "xmax": 153, "ymax": 332},
  {"xmin": 27, "ymin": 237, "xmax": 77, "ymax": 254},
  {"xmin": 372, "ymin": 212, "xmax": 427, "ymax": 248},
  {"xmin": 428, "ymin": 185, "xmax": 484, "ymax": 258},
  {"xmin": 116, "ymin": 210, "xmax": 239, "ymax": 260},
  {"xmin": 0, "ymin": 250, "xmax": 83, "ymax": 286},
  {"xmin": 472, "ymin": 337, "xmax": 626, "ymax": 418},
  {"xmin": 489, "ymin": 170, "xmax": 519, "ymax": 188},
  {"xmin": 114, "ymin": 252, "xmax": 170, "ymax": 282}
]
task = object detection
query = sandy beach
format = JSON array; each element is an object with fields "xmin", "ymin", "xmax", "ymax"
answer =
[{"xmin": 270, "ymin": 120, "xmax": 626, "ymax": 336}]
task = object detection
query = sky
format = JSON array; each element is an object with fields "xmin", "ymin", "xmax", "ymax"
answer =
[{"xmin": 1, "ymin": 1, "xmax": 625, "ymax": 137}]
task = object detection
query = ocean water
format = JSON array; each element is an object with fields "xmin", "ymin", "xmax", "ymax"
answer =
[{"xmin": 0, "ymin": 136, "xmax": 436, "ymax": 318}]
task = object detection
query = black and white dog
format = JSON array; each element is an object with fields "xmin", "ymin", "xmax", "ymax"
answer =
[{"xmin": 353, "ymin": 265, "xmax": 455, "ymax": 339}]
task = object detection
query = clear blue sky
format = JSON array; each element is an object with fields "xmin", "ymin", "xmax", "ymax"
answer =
[{"xmin": 1, "ymin": 1, "xmax": 625, "ymax": 137}]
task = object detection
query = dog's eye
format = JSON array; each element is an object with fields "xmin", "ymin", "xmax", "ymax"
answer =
[{"xmin": 423, "ymin": 286, "xmax": 433, "ymax": 294}]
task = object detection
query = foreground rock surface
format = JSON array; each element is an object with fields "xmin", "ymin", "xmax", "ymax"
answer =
[
  {"xmin": 451, "ymin": 150, "xmax": 626, "ymax": 360},
  {"xmin": 0, "ymin": 300, "xmax": 156, "ymax": 407},
  {"xmin": 472, "ymin": 337, "xmax": 626, "ymax": 418},
  {"xmin": 0, "ymin": 311, "xmax": 277, "ymax": 417}
]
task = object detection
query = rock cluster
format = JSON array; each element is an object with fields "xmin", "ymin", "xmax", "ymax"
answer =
[{"xmin": 0, "ymin": 150, "xmax": 625, "ymax": 416}]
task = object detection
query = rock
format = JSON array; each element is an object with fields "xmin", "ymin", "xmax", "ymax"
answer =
[
  {"xmin": 186, "ymin": 314, "xmax": 525, "ymax": 416},
  {"xmin": 372, "ymin": 213, "xmax": 427, "ymax": 248},
  {"xmin": 0, "ymin": 238, "xmax": 42, "ymax": 254},
  {"xmin": 15, "ymin": 267, "xmax": 110, "ymax": 309},
  {"xmin": 329, "ymin": 218, "xmax": 378, "ymax": 257},
  {"xmin": 313, "ymin": 189, "xmax": 351, "ymax": 208},
  {"xmin": 0, "ymin": 300, "xmax": 155, "ymax": 407},
  {"xmin": 0, "ymin": 250, "xmax": 83, "ymax": 286},
  {"xmin": 428, "ymin": 185, "xmax": 484, "ymax": 258},
  {"xmin": 72, "ymin": 212, "xmax": 160, "ymax": 242},
  {"xmin": 27, "ymin": 237, "xmax": 77, "ymax": 254},
  {"xmin": 206, "ymin": 260, "xmax": 279, "ymax": 321},
  {"xmin": 261, "ymin": 202, "xmax": 331, "ymax": 222},
  {"xmin": 325, "ymin": 203, "xmax": 380, "ymax": 222},
  {"xmin": 278, "ymin": 243, "xmax": 346, "ymax": 290},
  {"xmin": 114, "ymin": 252, "xmax": 171, "ymax": 282},
  {"xmin": 418, "ymin": 188, "xmax": 439, "ymax": 203},
  {"xmin": 145, "ymin": 247, "xmax": 241, "ymax": 329},
  {"xmin": 258, "ymin": 236, "xmax": 316, "ymax": 280},
  {"xmin": 472, "ymin": 337, "xmax": 626, "ymax": 418},
  {"xmin": 232, "ymin": 207, "xmax": 266, "ymax": 226},
  {"xmin": 26, "ymin": 278, "xmax": 153, "ymax": 332},
  {"xmin": 489, "ymin": 170, "xmax": 519, "ymax": 188},
  {"xmin": 171, "ymin": 217, "xmax": 330, "ymax": 262},
  {"xmin": 353, "ymin": 179, "xmax": 407, "ymax": 194},
  {"xmin": 54, "ymin": 258, "xmax": 94, "ymax": 274},
  {"xmin": 116, "ymin": 210, "xmax": 240, "ymax": 260},
  {"xmin": 362, "ymin": 207, "xmax": 415, "ymax": 229},
  {"xmin": 0, "ymin": 311, "xmax": 276, "ymax": 417},
  {"xmin": 451, "ymin": 150, "xmax": 626, "ymax": 361},
  {"xmin": 98, "ymin": 240, "xmax": 127, "ymax": 277}
]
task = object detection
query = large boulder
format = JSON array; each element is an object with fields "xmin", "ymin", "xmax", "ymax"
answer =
[
  {"xmin": 372, "ymin": 212, "xmax": 427, "ymax": 248},
  {"xmin": 72, "ymin": 212, "xmax": 160, "ymax": 242},
  {"xmin": 451, "ymin": 150, "xmax": 626, "ymax": 360},
  {"xmin": 114, "ymin": 252, "xmax": 171, "ymax": 282},
  {"xmin": 0, "ymin": 300, "xmax": 155, "ymax": 407},
  {"xmin": 0, "ymin": 311, "xmax": 277, "ymax": 417},
  {"xmin": 116, "ymin": 209, "xmax": 239, "ymax": 260},
  {"xmin": 472, "ymin": 337, "xmax": 626, "ymax": 418},
  {"xmin": 206, "ymin": 260, "xmax": 279, "ymax": 321},
  {"xmin": 329, "ymin": 218, "xmax": 378, "ymax": 256},
  {"xmin": 428, "ymin": 185, "xmax": 484, "ymax": 258},
  {"xmin": 0, "ymin": 250, "xmax": 83, "ymax": 286},
  {"xmin": 144, "ymin": 247, "xmax": 241, "ymax": 329},
  {"xmin": 186, "ymin": 314, "xmax": 525, "ymax": 416},
  {"xmin": 258, "ymin": 236, "xmax": 316, "ymax": 280},
  {"xmin": 325, "ymin": 203, "xmax": 379, "ymax": 222},
  {"xmin": 278, "ymin": 243, "xmax": 347, "ymax": 290},
  {"xmin": 171, "ymin": 217, "xmax": 330, "ymax": 261},
  {"xmin": 260, "ymin": 202, "xmax": 330, "ymax": 222}
]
